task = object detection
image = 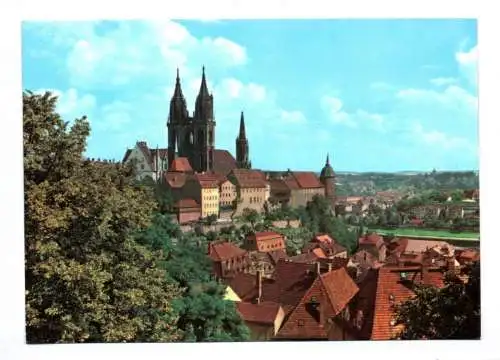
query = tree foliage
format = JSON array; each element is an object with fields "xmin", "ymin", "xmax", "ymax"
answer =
[
  {"xmin": 24, "ymin": 91, "xmax": 181, "ymax": 343},
  {"xmin": 136, "ymin": 213, "xmax": 251, "ymax": 342},
  {"xmin": 394, "ymin": 262, "xmax": 480, "ymax": 340}
]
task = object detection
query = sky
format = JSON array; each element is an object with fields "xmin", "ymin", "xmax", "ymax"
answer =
[{"xmin": 21, "ymin": 19, "xmax": 478, "ymax": 172}]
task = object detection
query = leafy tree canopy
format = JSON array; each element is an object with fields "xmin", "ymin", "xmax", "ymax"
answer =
[
  {"xmin": 394, "ymin": 262, "xmax": 480, "ymax": 340},
  {"xmin": 24, "ymin": 91, "xmax": 181, "ymax": 343}
]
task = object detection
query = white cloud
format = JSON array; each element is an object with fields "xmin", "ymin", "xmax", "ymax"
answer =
[
  {"xmin": 34, "ymin": 88, "xmax": 97, "ymax": 122},
  {"xmin": 280, "ymin": 110, "xmax": 306, "ymax": 124},
  {"xmin": 430, "ymin": 77, "xmax": 457, "ymax": 86},
  {"xmin": 98, "ymin": 101, "xmax": 133, "ymax": 131},
  {"xmin": 396, "ymin": 85, "xmax": 477, "ymax": 115},
  {"xmin": 411, "ymin": 122, "xmax": 473, "ymax": 151},
  {"xmin": 455, "ymin": 45, "xmax": 477, "ymax": 88},
  {"xmin": 320, "ymin": 95, "xmax": 386, "ymax": 131}
]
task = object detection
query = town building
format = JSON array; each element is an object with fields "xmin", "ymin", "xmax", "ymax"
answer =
[
  {"xmin": 245, "ymin": 231, "xmax": 286, "ymax": 253},
  {"xmin": 172, "ymin": 198, "xmax": 201, "ymax": 224},
  {"xmin": 183, "ymin": 173, "xmax": 220, "ymax": 219},
  {"xmin": 122, "ymin": 141, "xmax": 168, "ymax": 181},
  {"xmin": 228, "ymin": 168, "xmax": 269, "ymax": 215},
  {"xmin": 235, "ymin": 301, "xmax": 285, "ymax": 341},
  {"xmin": 208, "ymin": 241, "xmax": 251, "ymax": 279}
]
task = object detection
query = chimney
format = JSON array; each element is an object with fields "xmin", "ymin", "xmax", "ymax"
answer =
[
  {"xmin": 328, "ymin": 263, "xmax": 332, "ymax": 272},
  {"xmin": 316, "ymin": 262, "xmax": 321, "ymax": 276},
  {"xmin": 256, "ymin": 270, "xmax": 262, "ymax": 304}
]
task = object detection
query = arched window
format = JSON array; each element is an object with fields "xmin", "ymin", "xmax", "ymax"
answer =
[{"xmin": 208, "ymin": 130, "xmax": 214, "ymax": 145}]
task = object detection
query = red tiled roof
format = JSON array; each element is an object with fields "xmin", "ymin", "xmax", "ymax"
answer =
[
  {"xmin": 275, "ymin": 268, "xmax": 358, "ymax": 339},
  {"xmin": 170, "ymin": 157, "xmax": 193, "ymax": 172},
  {"xmin": 254, "ymin": 231, "xmax": 284, "ymax": 242},
  {"xmin": 164, "ymin": 172, "xmax": 187, "ymax": 188},
  {"xmin": 359, "ymin": 233, "xmax": 385, "ymax": 248},
  {"xmin": 236, "ymin": 301, "xmax": 282, "ymax": 325},
  {"xmin": 208, "ymin": 241, "xmax": 247, "ymax": 262},
  {"xmin": 312, "ymin": 248, "xmax": 327, "ymax": 258},
  {"xmin": 369, "ymin": 267, "xmax": 445, "ymax": 340},
  {"xmin": 230, "ymin": 169, "xmax": 268, "ymax": 188},
  {"xmin": 194, "ymin": 173, "xmax": 220, "ymax": 188},
  {"xmin": 351, "ymin": 250, "xmax": 378, "ymax": 268},
  {"xmin": 288, "ymin": 252, "xmax": 319, "ymax": 264},
  {"xmin": 213, "ymin": 149, "xmax": 237, "ymax": 176},
  {"xmin": 313, "ymin": 234, "xmax": 333, "ymax": 244},
  {"xmin": 174, "ymin": 198, "xmax": 199, "ymax": 209},
  {"xmin": 283, "ymin": 177, "xmax": 300, "ymax": 190},
  {"xmin": 269, "ymin": 178, "xmax": 292, "ymax": 193},
  {"xmin": 291, "ymin": 171, "xmax": 324, "ymax": 189},
  {"xmin": 267, "ymin": 249, "xmax": 288, "ymax": 265}
]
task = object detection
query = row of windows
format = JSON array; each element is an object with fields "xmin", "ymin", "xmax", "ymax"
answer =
[
  {"xmin": 203, "ymin": 195, "xmax": 219, "ymax": 201},
  {"xmin": 220, "ymin": 193, "xmax": 235, "ymax": 198},
  {"xmin": 249, "ymin": 197, "xmax": 263, "ymax": 204},
  {"xmin": 241, "ymin": 188, "xmax": 266, "ymax": 193},
  {"xmin": 203, "ymin": 202, "xmax": 219, "ymax": 209}
]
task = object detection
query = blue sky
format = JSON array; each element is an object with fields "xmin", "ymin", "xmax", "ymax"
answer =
[{"xmin": 22, "ymin": 19, "xmax": 478, "ymax": 172}]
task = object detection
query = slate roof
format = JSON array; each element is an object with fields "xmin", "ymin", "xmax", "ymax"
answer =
[{"xmin": 230, "ymin": 169, "xmax": 268, "ymax": 188}]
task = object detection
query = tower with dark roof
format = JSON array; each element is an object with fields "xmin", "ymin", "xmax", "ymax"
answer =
[
  {"xmin": 236, "ymin": 111, "xmax": 251, "ymax": 169},
  {"xmin": 320, "ymin": 153, "xmax": 336, "ymax": 209},
  {"xmin": 166, "ymin": 67, "xmax": 216, "ymax": 173},
  {"xmin": 167, "ymin": 68, "xmax": 190, "ymax": 169},
  {"xmin": 192, "ymin": 66, "xmax": 216, "ymax": 172}
]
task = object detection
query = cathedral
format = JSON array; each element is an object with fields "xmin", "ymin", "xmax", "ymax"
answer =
[{"xmin": 167, "ymin": 67, "xmax": 249, "ymax": 174}]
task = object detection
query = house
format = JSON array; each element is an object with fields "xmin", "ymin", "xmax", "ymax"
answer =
[
  {"xmin": 235, "ymin": 301, "xmax": 285, "ymax": 341},
  {"xmin": 247, "ymin": 249, "xmax": 288, "ymax": 277},
  {"xmin": 169, "ymin": 157, "xmax": 194, "ymax": 173},
  {"xmin": 183, "ymin": 173, "xmax": 220, "ymax": 219},
  {"xmin": 172, "ymin": 198, "xmax": 201, "ymax": 224},
  {"xmin": 274, "ymin": 266, "xmax": 359, "ymax": 340},
  {"xmin": 348, "ymin": 250, "xmax": 383, "ymax": 284},
  {"xmin": 283, "ymin": 171, "xmax": 325, "ymax": 208},
  {"xmin": 244, "ymin": 231, "xmax": 286, "ymax": 253},
  {"xmin": 122, "ymin": 141, "xmax": 168, "ymax": 181},
  {"xmin": 302, "ymin": 234, "xmax": 348, "ymax": 259},
  {"xmin": 358, "ymin": 233, "xmax": 387, "ymax": 262},
  {"xmin": 455, "ymin": 248, "xmax": 480, "ymax": 265},
  {"xmin": 353, "ymin": 265, "xmax": 446, "ymax": 340},
  {"xmin": 208, "ymin": 241, "xmax": 251, "ymax": 279},
  {"xmin": 162, "ymin": 172, "xmax": 188, "ymax": 202},
  {"xmin": 227, "ymin": 169, "xmax": 269, "ymax": 216}
]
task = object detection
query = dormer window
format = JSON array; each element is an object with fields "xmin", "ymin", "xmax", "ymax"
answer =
[{"xmin": 297, "ymin": 319, "xmax": 305, "ymax": 327}]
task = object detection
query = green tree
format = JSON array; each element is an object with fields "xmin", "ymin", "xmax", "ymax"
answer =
[
  {"xmin": 394, "ymin": 262, "xmax": 480, "ymax": 339},
  {"xmin": 241, "ymin": 208, "xmax": 261, "ymax": 228},
  {"xmin": 24, "ymin": 91, "xmax": 181, "ymax": 343},
  {"xmin": 137, "ymin": 211, "xmax": 250, "ymax": 342}
]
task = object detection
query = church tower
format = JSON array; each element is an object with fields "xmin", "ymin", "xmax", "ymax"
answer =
[
  {"xmin": 192, "ymin": 66, "xmax": 216, "ymax": 172},
  {"xmin": 236, "ymin": 111, "xmax": 251, "ymax": 169},
  {"xmin": 320, "ymin": 153, "xmax": 336, "ymax": 209},
  {"xmin": 167, "ymin": 68, "xmax": 190, "ymax": 168}
]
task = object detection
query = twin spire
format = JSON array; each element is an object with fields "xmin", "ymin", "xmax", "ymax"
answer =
[{"xmin": 172, "ymin": 66, "xmax": 211, "ymax": 101}]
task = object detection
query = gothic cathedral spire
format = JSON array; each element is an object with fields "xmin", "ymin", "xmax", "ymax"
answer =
[
  {"xmin": 167, "ymin": 67, "xmax": 189, "ymax": 169},
  {"xmin": 236, "ymin": 111, "xmax": 251, "ymax": 169}
]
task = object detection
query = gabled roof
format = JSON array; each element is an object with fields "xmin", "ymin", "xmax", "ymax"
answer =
[
  {"xmin": 230, "ymin": 169, "xmax": 268, "ymax": 188},
  {"xmin": 164, "ymin": 172, "xmax": 187, "ymax": 188},
  {"xmin": 368, "ymin": 266, "xmax": 445, "ymax": 340},
  {"xmin": 170, "ymin": 157, "xmax": 193, "ymax": 172},
  {"xmin": 290, "ymin": 171, "xmax": 324, "ymax": 189},
  {"xmin": 267, "ymin": 249, "xmax": 288, "ymax": 265},
  {"xmin": 275, "ymin": 267, "xmax": 359, "ymax": 339},
  {"xmin": 313, "ymin": 234, "xmax": 334, "ymax": 244},
  {"xmin": 252, "ymin": 231, "xmax": 284, "ymax": 242},
  {"xmin": 312, "ymin": 248, "xmax": 327, "ymax": 259},
  {"xmin": 359, "ymin": 233, "xmax": 385, "ymax": 249},
  {"xmin": 193, "ymin": 173, "xmax": 220, "ymax": 189},
  {"xmin": 173, "ymin": 198, "xmax": 199, "ymax": 209},
  {"xmin": 213, "ymin": 149, "xmax": 237, "ymax": 175},
  {"xmin": 208, "ymin": 241, "xmax": 247, "ymax": 262},
  {"xmin": 236, "ymin": 301, "xmax": 282, "ymax": 325}
]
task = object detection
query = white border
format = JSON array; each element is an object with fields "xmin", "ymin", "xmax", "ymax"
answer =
[{"xmin": 1, "ymin": 0, "xmax": 498, "ymax": 359}]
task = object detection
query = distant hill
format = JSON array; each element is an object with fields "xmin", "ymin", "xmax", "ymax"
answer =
[{"xmin": 334, "ymin": 171, "xmax": 479, "ymax": 196}]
